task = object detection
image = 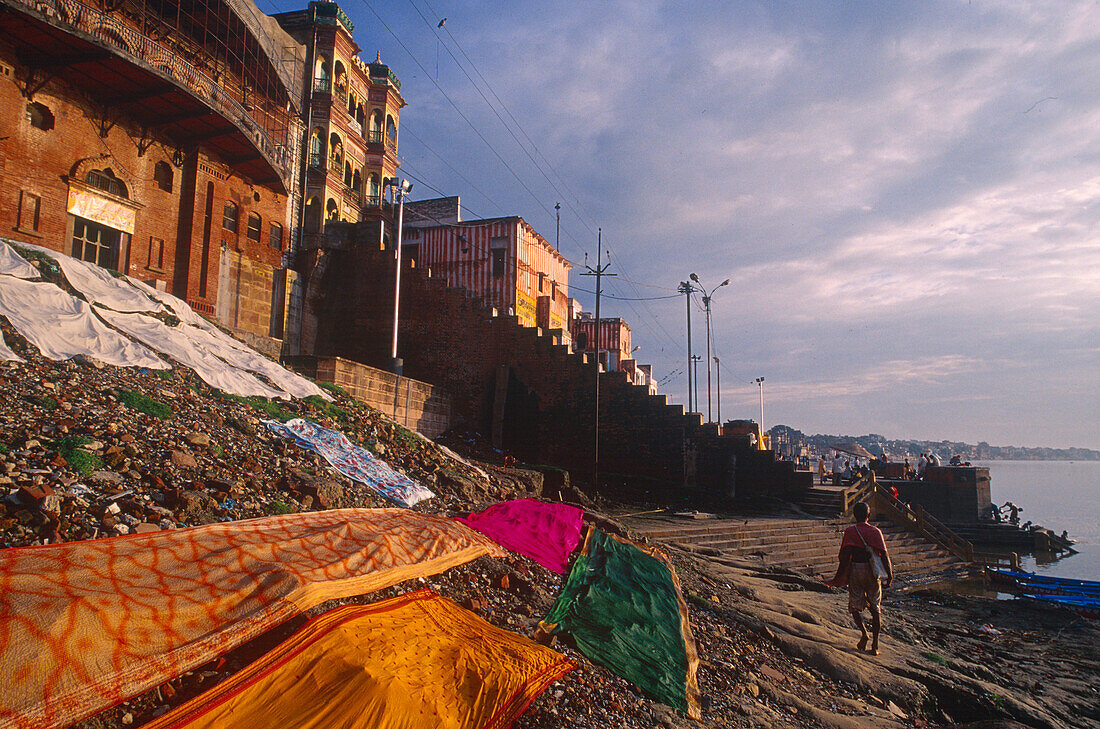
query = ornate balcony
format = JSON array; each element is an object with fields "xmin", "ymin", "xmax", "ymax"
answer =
[{"xmin": 1, "ymin": 0, "xmax": 301, "ymax": 192}]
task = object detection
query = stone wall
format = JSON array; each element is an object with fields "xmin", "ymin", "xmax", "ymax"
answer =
[{"xmin": 287, "ymin": 356, "xmax": 453, "ymax": 439}]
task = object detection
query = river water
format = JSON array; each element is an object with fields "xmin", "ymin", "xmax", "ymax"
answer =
[{"xmin": 974, "ymin": 460, "xmax": 1100, "ymax": 581}]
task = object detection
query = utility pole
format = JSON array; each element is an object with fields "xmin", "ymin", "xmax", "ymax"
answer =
[
  {"xmin": 580, "ymin": 228, "xmax": 615, "ymax": 490},
  {"xmin": 714, "ymin": 356, "xmax": 721, "ymax": 424},
  {"xmin": 755, "ymin": 376, "xmax": 765, "ymax": 447},
  {"xmin": 678, "ymin": 281, "xmax": 695, "ymax": 412},
  {"xmin": 691, "ymin": 274, "xmax": 729, "ymax": 423},
  {"xmin": 390, "ymin": 178, "xmax": 412, "ymax": 375},
  {"xmin": 554, "ymin": 202, "xmax": 561, "ymax": 250},
  {"xmin": 691, "ymin": 354, "xmax": 702, "ymax": 416}
]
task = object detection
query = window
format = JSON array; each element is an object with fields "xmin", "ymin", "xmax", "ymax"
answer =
[
  {"xmin": 153, "ymin": 161, "xmax": 173, "ymax": 192},
  {"xmin": 246, "ymin": 212, "xmax": 261, "ymax": 242},
  {"xmin": 146, "ymin": 236, "xmax": 164, "ymax": 270},
  {"xmin": 86, "ymin": 169, "xmax": 126, "ymax": 197},
  {"xmin": 26, "ymin": 102, "xmax": 54, "ymax": 131},
  {"xmin": 492, "ymin": 249, "xmax": 505, "ymax": 278},
  {"xmin": 17, "ymin": 191, "xmax": 40, "ymax": 232},
  {"xmin": 222, "ymin": 201, "xmax": 238, "ymax": 232},
  {"xmin": 538, "ymin": 272, "xmax": 545, "ymax": 293},
  {"xmin": 72, "ymin": 218, "xmax": 121, "ymax": 270},
  {"xmin": 269, "ymin": 222, "xmax": 283, "ymax": 250}
]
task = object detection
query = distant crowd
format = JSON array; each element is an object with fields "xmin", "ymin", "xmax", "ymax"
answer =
[{"xmin": 815, "ymin": 449, "xmax": 975, "ymax": 487}]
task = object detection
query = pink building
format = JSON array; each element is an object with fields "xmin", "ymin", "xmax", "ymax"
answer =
[{"xmin": 403, "ymin": 197, "xmax": 572, "ymax": 332}]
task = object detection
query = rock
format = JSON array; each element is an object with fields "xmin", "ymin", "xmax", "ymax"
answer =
[
  {"xmin": 185, "ymin": 432, "xmax": 211, "ymax": 448},
  {"xmin": 169, "ymin": 450, "xmax": 198, "ymax": 469},
  {"xmin": 176, "ymin": 490, "xmax": 219, "ymax": 525},
  {"xmin": 90, "ymin": 470, "xmax": 125, "ymax": 486},
  {"xmin": 133, "ymin": 522, "xmax": 161, "ymax": 533}
]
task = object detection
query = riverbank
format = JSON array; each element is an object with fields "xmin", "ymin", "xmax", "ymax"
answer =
[{"xmin": 1, "ymin": 351, "xmax": 1097, "ymax": 728}]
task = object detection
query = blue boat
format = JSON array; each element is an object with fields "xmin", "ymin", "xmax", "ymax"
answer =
[
  {"xmin": 986, "ymin": 567, "xmax": 1100, "ymax": 598},
  {"xmin": 1019, "ymin": 593, "xmax": 1100, "ymax": 620}
]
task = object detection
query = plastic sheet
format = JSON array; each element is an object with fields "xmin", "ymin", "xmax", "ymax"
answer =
[
  {"xmin": 540, "ymin": 529, "xmax": 701, "ymax": 718},
  {"xmin": 0, "ymin": 239, "xmax": 39, "ymax": 279},
  {"xmin": 0, "ymin": 275, "xmax": 167, "ymax": 369},
  {"xmin": 145, "ymin": 590, "xmax": 574, "ymax": 729},
  {"xmin": 0, "ymin": 509, "xmax": 504, "ymax": 729},
  {"xmin": 458, "ymin": 499, "xmax": 584, "ymax": 574},
  {"xmin": 266, "ymin": 419, "xmax": 434, "ymax": 507},
  {"xmin": 17, "ymin": 242, "xmax": 166, "ymax": 313}
]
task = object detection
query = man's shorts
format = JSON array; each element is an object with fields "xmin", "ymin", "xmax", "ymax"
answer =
[{"xmin": 848, "ymin": 562, "xmax": 881, "ymax": 612}]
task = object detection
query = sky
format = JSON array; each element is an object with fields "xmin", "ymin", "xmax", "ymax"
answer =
[{"xmin": 261, "ymin": 0, "xmax": 1100, "ymax": 450}]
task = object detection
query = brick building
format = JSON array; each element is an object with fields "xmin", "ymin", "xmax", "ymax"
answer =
[
  {"xmin": 0, "ymin": 0, "xmax": 304, "ymax": 340},
  {"xmin": 403, "ymin": 196, "xmax": 573, "ymax": 335},
  {"xmin": 273, "ymin": 1, "xmax": 404, "ymax": 248}
]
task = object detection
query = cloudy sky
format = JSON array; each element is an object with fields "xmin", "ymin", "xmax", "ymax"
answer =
[{"xmin": 263, "ymin": 0, "xmax": 1099, "ymax": 449}]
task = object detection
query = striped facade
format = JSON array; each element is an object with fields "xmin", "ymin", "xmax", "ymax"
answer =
[
  {"xmin": 572, "ymin": 317, "xmax": 632, "ymax": 370},
  {"xmin": 406, "ymin": 216, "xmax": 571, "ymax": 330}
]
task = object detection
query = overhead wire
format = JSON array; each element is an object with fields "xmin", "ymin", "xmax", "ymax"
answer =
[
  {"xmin": 418, "ymin": 0, "xmax": 601, "ymax": 234},
  {"xmin": 354, "ymin": 0, "xmax": 587, "ymax": 257},
  {"xmin": 405, "ymin": 0, "xmax": 596, "ymax": 240}
]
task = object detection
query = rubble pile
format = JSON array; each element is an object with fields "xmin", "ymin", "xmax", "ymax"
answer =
[{"xmin": 0, "ymin": 321, "xmax": 537, "ymax": 549}]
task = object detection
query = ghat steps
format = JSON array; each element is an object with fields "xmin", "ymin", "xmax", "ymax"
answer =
[{"xmin": 623, "ymin": 515, "xmax": 964, "ymax": 579}]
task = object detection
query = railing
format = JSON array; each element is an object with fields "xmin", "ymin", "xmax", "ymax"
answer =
[
  {"xmin": 869, "ymin": 485, "xmax": 1020, "ymax": 570},
  {"xmin": 840, "ymin": 471, "xmax": 877, "ymax": 514},
  {"xmin": 367, "ymin": 130, "xmax": 383, "ymax": 144},
  {"xmin": 347, "ymin": 116, "xmax": 362, "ymax": 136},
  {"xmin": 16, "ymin": 0, "xmax": 295, "ymax": 184},
  {"xmin": 328, "ymin": 156, "xmax": 343, "ymax": 174},
  {"xmin": 308, "ymin": 152, "xmax": 324, "ymax": 169},
  {"xmin": 313, "ymin": 77, "xmax": 331, "ymax": 93},
  {"xmin": 384, "ymin": 136, "xmax": 398, "ymax": 154},
  {"xmin": 342, "ymin": 186, "xmax": 362, "ymax": 206},
  {"xmin": 363, "ymin": 194, "xmax": 381, "ymax": 207}
]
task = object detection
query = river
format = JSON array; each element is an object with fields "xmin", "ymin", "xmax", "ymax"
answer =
[{"xmin": 974, "ymin": 459, "xmax": 1100, "ymax": 581}]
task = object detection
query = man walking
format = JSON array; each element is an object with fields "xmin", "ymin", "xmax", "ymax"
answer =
[{"xmin": 826, "ymin": 502, "xmax": 892, "ymax": 655}]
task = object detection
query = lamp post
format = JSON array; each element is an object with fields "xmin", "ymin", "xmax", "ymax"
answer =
[
  {"xmin": 388, "ymin": 177, "xmax": 412, "ymax": 375},
  {"xmin": 755, "ymin": 376, "xmax": 765, "ymax": 447},
  {"xmin": 678, "ymin": 280, "xmax": 696, "ymax": 412},
  {"xmin": 713, "ymin": 356, "xmax": 721, "ymax": 424},
  {"xmin": 690, "ymin": 273, "xmax": 729, "ymax": 423},
  {"xmin": 691, "ymin": 354, "xmax": 702, "ymax": 414}
]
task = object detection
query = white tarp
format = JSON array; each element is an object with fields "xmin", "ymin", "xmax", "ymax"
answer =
[
  {"xmin": 179, "ymin": 324, "xmax": 329, "ymax": 400},
  {"xmin": 0, "ymin": 331, "xmax": 24, "ymax": 363},
  {"xmin": 0, "ymin": 240, "xmax": 39, "ymax": 280},
  {"xmin": 0, "ymin": 276, "xmax": 167, "ymax": 369},
  {"xmin": 18, "ymin": 242, "xmax": 166, "ymax": 314},
  {"xmin": 125, "ymin": 276, "xmax": 213, "ymax": 330},
  {"xmin": 97, "ymin": 311, "xmax": 285, "ymax": 399}
]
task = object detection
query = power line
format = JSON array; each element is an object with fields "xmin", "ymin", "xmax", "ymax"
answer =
[
  {"xmin": 417, "ymin": 0, "xmax": 601, "ymax": 234},
  {"xmin": 399, "ymin": 127, "xmax": 504, "ymax": 216},
  {"xmin": 405, "ymin": 0, "xmax": 597, "ymax": 241},
  {"xmin": 354, "ymin": 0, "xmax": 585, "ymax": 257}
]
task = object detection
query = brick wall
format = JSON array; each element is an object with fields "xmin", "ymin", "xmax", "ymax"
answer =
[
  {"xmin": 0, "ymin": 49, "xmax": 291, "ymax": 340},
  {"xmin": 287, "ymin": 355, "xmax": 453, "ymax": 438}
]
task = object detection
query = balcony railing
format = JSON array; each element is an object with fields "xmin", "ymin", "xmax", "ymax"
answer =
[
  {"xmin": 16, "ymin": 0, "xmax": 295, "ymax": 185},
  {"xmin": 385, "ymin": 136, "xmax": 398, "ymax": 154},
  {"xmin": 364, "ymin": 194, "xmax": 381, "ymax": 207},
  {"xmin": 342, "ymin": 187, "xmax": 362, "ymax": 206},
  {"xmin": 308, "ymin": 152, "xmax": 324, "ymax": 169},
  {"xmin": 313, "ymin": 77, "xmax": 331, "ymax": 93},
  {"xmin": 367, "ymin": 130, "xmax": 383, "ymax": 144},
  {"xmin": 328, "ymin": 157, "xmax": 343, "ymax": 175}
]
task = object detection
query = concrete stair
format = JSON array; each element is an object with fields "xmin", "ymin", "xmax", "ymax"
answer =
[
  {"xmin": 623, "ymin": 515, "xmax": 964, "ymax": 580},
  {"xmin": 797, "ymin": 486, "xmax": 845, "ymax": 516}
]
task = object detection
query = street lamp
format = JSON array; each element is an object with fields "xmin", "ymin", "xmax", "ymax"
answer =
[
  {"xmin": 388, "ymin": 177, "xmax": 412, "ymax": 375},
  {"xmin": 713, "ymin": 356, "xmax": 721, "ymax": 424},
  {"xmin": 755, "ymin": 376, "xmax": 765, "ymax": 447},
  {"xmin": 690, "ymin": 274, "xmax": 729, "ymax": 423}
]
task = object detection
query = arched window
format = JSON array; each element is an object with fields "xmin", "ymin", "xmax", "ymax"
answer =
[
  {"xmin": 269, "ymin": 222, "xmax": 284, "ymax": 250},
  {"xmin": 153, "ymin": 161, "xmax": 173, "ymax": 192},
  {"xmin": 222, "ymin": 200, "xmax": 238, "ymax": 232},
  {"xmin": 304, "ymin": 196, "xmax": 321, "ymax": 233},
  {"xmin": 325, "ymin": 198, "xmax": 339, "ymax": 221},
  {"xmin": 314, "ymin": 54, "xmax": 330, "ymax": 92},
  {"xmin": 347, "ymin": 89, "xmax": 357, "ymax": 117},
  {"xmin": 86, "ymin": 168, "xmax": 127, "ymax": 197},
  {"xmin": 369, "ymin": 109, "xmax": 383, "ymax": 142},
  {"xmin": 329, "ymin": 132, "xmax": 343, "ymax": 165},
  {"xmin": 355, "ymin": 103, "xmax": 365, "ymax": 130},
  {"xmin": 26, "ymin": 102, "xmax": 54, "ymax": 131},
  {"xmin": 309, "ymin": 128, "xmax": 325, "ymax": 167},
  {"xmin": 386, "ymin": 115, "xmax": 397, "ymax": 144},
  {"xmin": 333, "ymin": 61, "xmax": 347, "ymax": 101},
  {"xmin": 367, "ymin": 174, "xmax": 380, "ymax": 204},
  {"xmin": 246, "ymin": 211, "xmax": 261, "ymax": 242},
  {"xmin": 352, "ymin": 168, "xmax": 361, "ymax": 193},
  {"xmin": 344, "ymin": 161, "xmax": 353, "ymax": 189}
]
